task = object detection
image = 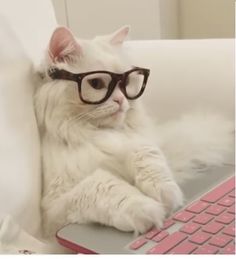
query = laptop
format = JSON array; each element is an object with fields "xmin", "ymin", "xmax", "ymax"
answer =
[{"xmin": 56, "ymin": 164, "xmax": 235, "ymax": 254}]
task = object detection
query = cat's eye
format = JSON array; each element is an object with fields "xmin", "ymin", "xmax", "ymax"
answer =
[
  {"xmin": 88, "ymin": 78, "xmax": 105, "ymax": 90},
  {"xmin": 81, "ymin": 73, "xmax": 112, "ymax": 103}
]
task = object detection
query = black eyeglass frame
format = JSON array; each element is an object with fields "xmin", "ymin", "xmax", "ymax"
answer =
[{"xmin": 48, "ymin": 66, "xmax": 150, "ymax": 105}]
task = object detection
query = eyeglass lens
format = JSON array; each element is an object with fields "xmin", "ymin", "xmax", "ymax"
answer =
[
  {"xmin": 125, "ymin": 71, "xmax": 145, "ymax": 98},
  {"xmin": 81, "ymin": 73, "xmax": 112, "ymax": 103}
]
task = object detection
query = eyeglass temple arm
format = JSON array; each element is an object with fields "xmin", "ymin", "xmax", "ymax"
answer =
[{"xmin": 48, "ymin": 68, "xmax": 79, "ymax": 82}]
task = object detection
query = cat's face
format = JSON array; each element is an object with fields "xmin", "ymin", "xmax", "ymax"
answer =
[{"xmin": 40, "ymin": 26, "xmax": 138, "ymax": 128}]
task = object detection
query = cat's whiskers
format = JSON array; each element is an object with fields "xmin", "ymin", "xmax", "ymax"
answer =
[
  {"xmin": 64, "ymin": 100, "xmax": 92, "ymax": 122},
  {"xmin": 88, "ymin": 104, "xmax": 119, "ymax": 119},
  {"xmin": 67, "ymin": 111, "xmax": 91, "ymax": 124}
]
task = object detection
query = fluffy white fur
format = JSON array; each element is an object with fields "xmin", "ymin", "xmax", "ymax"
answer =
[
  {"xmin": 157, "ymin": 112, "xmax": 234, "ymax": 183},
  {"xmin": 34, "ymin": 26, "xmax": 234, "ymax": 237}
]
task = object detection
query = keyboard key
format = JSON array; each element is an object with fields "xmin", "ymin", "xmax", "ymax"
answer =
[
  {"xmin": 189, "ymin": 231, "xmax": 211, "ymax": 245},
  {"xmin": 152, "ymin": 231, "xmax": 169, "ymax": 242},
  {"xmin": 221, "ymin": 243, "xmax": 235, "ymax": 254},
  {"xmin": 173, "ymin": 211, "xmax": 195, "ymax": 223},
  {"xmin": 206, "ymin": 204, "xmax": 226, "ymax": 215},
  {"xmin": 186, "ymin": 201, "xmax": 210, "ymax": 214},
  {"xmin": 169, "ymin": 241, "xmax": 198, "ymax": 254},
  {"xmin": 193, "ymin": 213, "xmax": 213, "ymax": 225},
  {"xmin": 202, "ymin": 222, "xmax": 224, "ymax": 234},
  {"xmin": 180, "ymin": 222, "xmax": 201, "ymax": 234},
  {"xmin": 193, "ymin": 244, "xmax": 219, "ymax": 254},
  {"xmin": 218, "ymin": 196, "xmax": 235, "ymax": 207},
  {"xmin": 228, "ymin": 205, "xmax": 235, "ymax": 214},
  {"xmin": 209, "ymin": 234, "xmax": 232, "ymax": 248},
  {"xmin": 145, "ymin": 228, "xmax": 161, "ymax": 239},
  {"xmin": 201, "ymin": 176, "xmax": 235, "ymax": 203},
  {"xmin": 129, "ymin": 238, "xmax": 147, "ymax": 250},
  {"xmin": 147, "ymin": 232, "xmax": 187, "ymax": 254},
  {"xmin": 216, "ymin": 212, "xmax": 234, "ymax": 224},
  {"xmin": 223, "ymin": 224, "xmax": 235, "ymax": 237},
  {"xmin": 162, "ymin": 219, "xmax": 175, "ymax": 230}
]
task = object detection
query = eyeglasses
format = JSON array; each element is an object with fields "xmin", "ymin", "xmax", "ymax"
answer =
[{"xmin": 48, "ymin": 66, "xmax": 150, "ymax": 104}]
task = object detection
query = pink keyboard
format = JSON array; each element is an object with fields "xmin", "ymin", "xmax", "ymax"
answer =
[{"xmin": 127, "ymin": 176, "xmax": 235, "ymax": 254}]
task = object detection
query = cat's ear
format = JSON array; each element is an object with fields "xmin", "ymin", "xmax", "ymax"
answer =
[
  {"xmin": 48, "ymin": 26, "xmax": 81, "ymax": 62},
  {"xmin": 109, "ymin": 25, "xmax": 130, "ymax": 45}
]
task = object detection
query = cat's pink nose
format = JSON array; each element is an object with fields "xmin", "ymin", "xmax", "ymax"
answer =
[{"xmin": 113, "ymin": 95, "xmax": 124, "ymax": 105}]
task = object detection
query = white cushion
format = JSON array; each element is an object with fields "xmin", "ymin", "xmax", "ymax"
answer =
[
  {"xmin": 0, "ymin": 0, "xmax": 57, "ymax": 236},
  {"xmin": 125, "ymin": 39, "xmax": 234, "ymax": 122},
  {"xmin": 0, "ymin": 17, "xmax": 41, "ymax": 235},
  {"xmin": 0, "ymin": 0, "xmax": 57, "ymax": 66}
]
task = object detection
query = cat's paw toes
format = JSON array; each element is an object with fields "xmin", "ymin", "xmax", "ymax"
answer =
[
  {"xmin": 158, "ymin": 181, "xmax": 184, "ymax": 214},
  {"xmin": 138, "ymin": 179, "xmax": 184, "ymax": 214},
  {"xmin": 112, "ymin": 196, "xmax": 165, "ymax": 234}
]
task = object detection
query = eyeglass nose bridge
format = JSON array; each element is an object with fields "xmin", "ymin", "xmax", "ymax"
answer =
[
  {"xmin": 111, "ymin": 73, "xmax": 126, "ymax": 92},
  {"xmin": 104, "ymin": 74, "xmax": 125, "ymax": 102}
]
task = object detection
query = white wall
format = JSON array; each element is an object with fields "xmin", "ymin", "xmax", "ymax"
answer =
[
  {"xmin": 68, "ymin": 0, "xmax": 162, "ymax": 39},
  {"xmin": 52, "ymin": 0, "xmax": 234, "ymax": 40},
  {"xmin": 179, "ymin": 0, "xmax": 234, "ymax": 39},
  {"xmin": 51, "ymin": 0, "xmax": 180, "ymax": 40},
  {"xmin": 159, "ymin": 0, "xmax": 179, "ymax": 39},
  {"xmin": 51, "ymin": 0, "xmax": 67, "ymax": 26}
]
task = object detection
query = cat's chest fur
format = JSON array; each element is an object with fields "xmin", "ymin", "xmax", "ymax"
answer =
[
  {"xmin": 79, "ymin": 128, "xmax": 135, "ymax": 174},
  {"xmin": 92, "ymin": 128, "xmax": 129, "ymax": 155},
  {"xmin": 42, "ymin": 127, "xmax": 137, "ymax": 189}
]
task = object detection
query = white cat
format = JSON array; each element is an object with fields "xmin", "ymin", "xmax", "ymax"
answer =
[{"xmin": 34, "ymin": 26, "xmax": 233, "ymax": 237}]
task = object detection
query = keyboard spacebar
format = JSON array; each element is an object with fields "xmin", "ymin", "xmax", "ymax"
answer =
[
  {"xmin": 147, "ymin": 232, "xmax": 187, "ymax": 254},
  {"xmin": 201, "ymin": 176, "xmax": 235, "ymax": 203}
]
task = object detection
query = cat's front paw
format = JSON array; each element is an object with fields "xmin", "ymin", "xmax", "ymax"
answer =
[
  {"xmin": 139, "ymin": 180, "xmax": 184, "ymax": 215},
  {"xmin": 111, "ymin": 195, "xmax": 165, "ymax": 234},
  {"xmin": 158, "ymin": 181, "xmax": 184, "ymax": 214}
]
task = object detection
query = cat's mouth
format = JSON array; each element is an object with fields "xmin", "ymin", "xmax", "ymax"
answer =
[
  {"xmin": 110, "ymin": 108, "xmax": 123, "ymax": 116},
  {"xmin": 93, "ymin": 103, "xmax": 128, "ymax": 121}
]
